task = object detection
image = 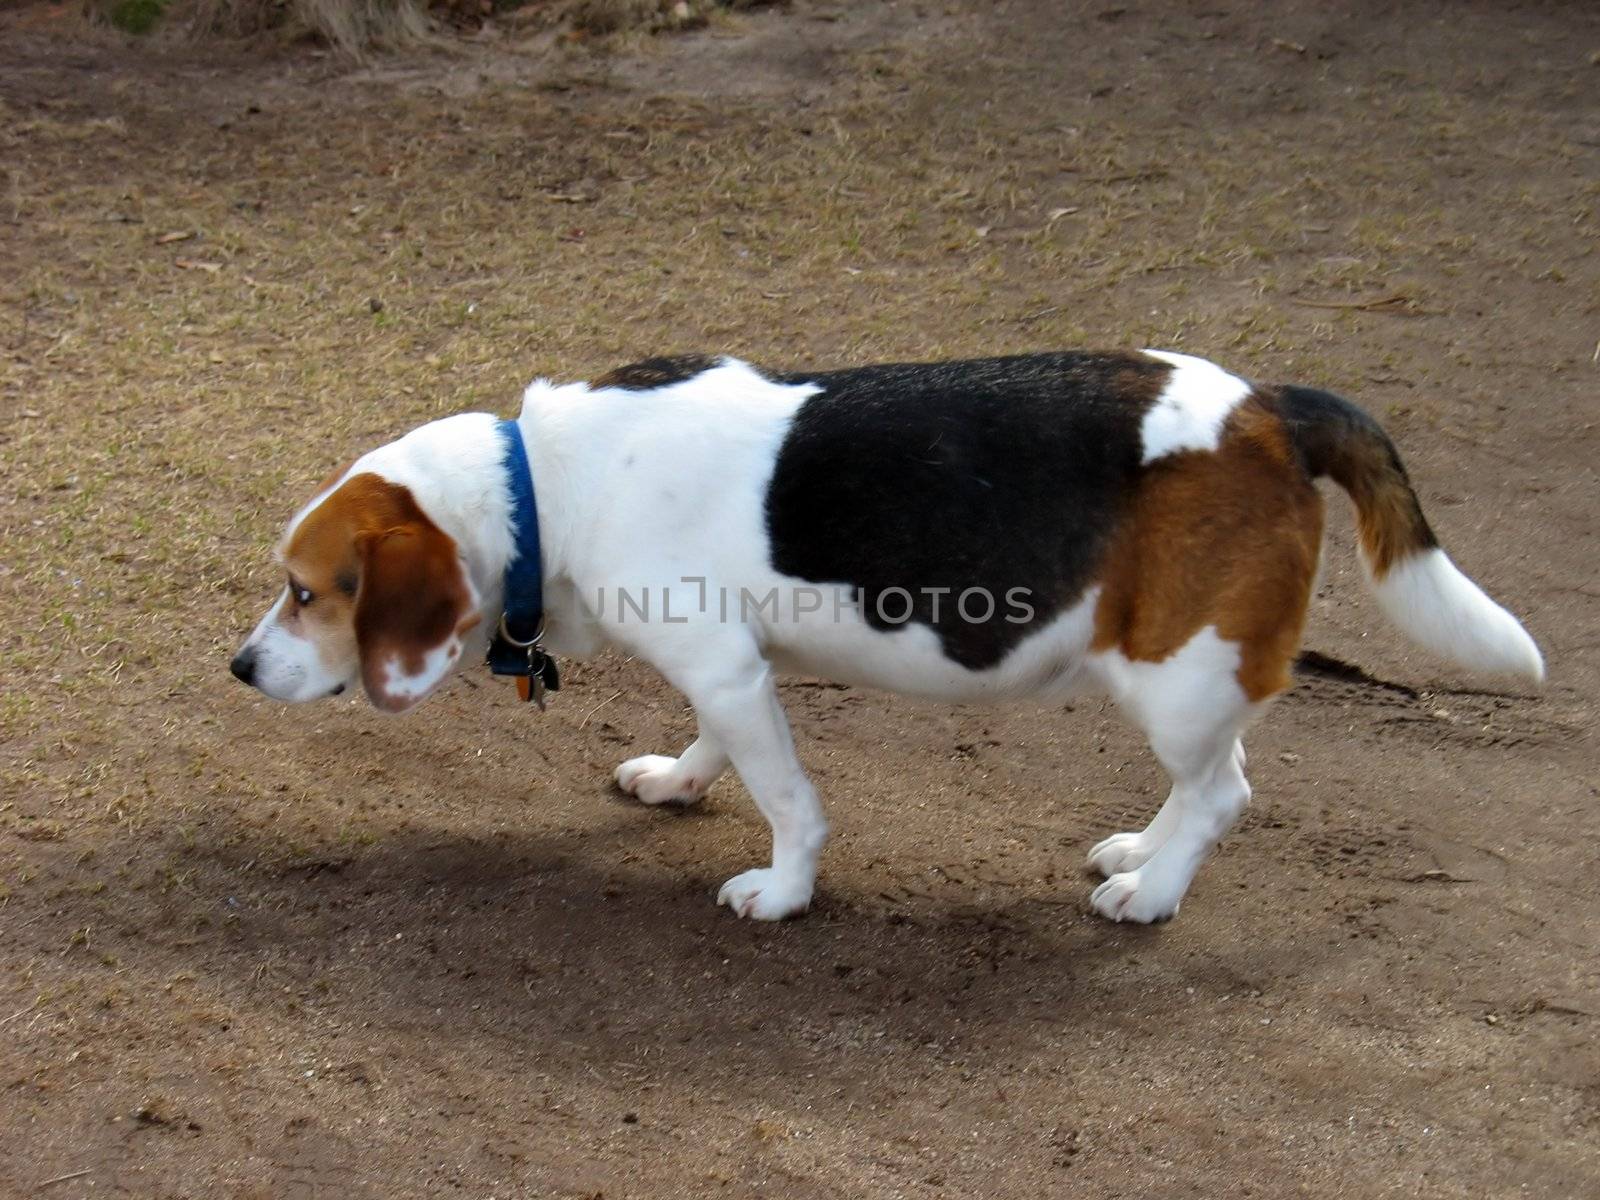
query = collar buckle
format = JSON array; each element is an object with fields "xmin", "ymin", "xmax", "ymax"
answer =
[
  {"xmin": 497, "ymin": 612, "xmax": 545, "ymax": 650},
  {"xmin": 489, "ymin": 614, "xmax": 562, "ymax": 710}
]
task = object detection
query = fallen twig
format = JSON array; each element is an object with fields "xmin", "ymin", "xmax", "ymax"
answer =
[
  {"xmin": 0, "ymin": 998, "xmax": 41, "ymax": 1028},
  {"xmin": 35, "ymin": 1168, "xmax": 91, "ymax": 1189},
  {"xmin": 1290, "ymin": 293, "xmax": 1435, "ymax": 315},
  {"xmin": 1385, "ymin": 869, "xmax": 1476, "ymax": 884},
  {"xmin": 579, "ymin": 690, "xmax": 623, "ymax": 730},
  {"xmin": 1014, "ymin": 306, "xmax": 1061, "ymax": 324}
]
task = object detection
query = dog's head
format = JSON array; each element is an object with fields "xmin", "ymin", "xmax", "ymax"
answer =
[{"xmin": 231, "ymin": 467, "xmax": 482, "ymax": 713}]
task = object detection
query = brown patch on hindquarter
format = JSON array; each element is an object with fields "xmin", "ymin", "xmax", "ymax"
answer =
[{"xmin": 1092, "ymin": 397, "xmax": 1324, "ymax": 701}]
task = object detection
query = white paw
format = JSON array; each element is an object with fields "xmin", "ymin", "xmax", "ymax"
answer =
[
  {"xmin": 1090, "ymin": 870, "xmax": 1181, "ymax": 924},
  {"xmin": 1086, "ymin": 831, "xmax": 1159, "ymax": 878},
  {"xmin": 614, "ymin": 755, "xmax": 706, "ymax": 806},
  {"xmin": 716, "ymin": 867, "xmax": 813, "ymax": 921}
]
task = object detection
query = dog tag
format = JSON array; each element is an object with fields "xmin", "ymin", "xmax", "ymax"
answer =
[
  {"xmin": 510, "ymin": 652, "xmax": 560, "ymax": 710},
  {"xmin": 490, "ymin": 615, "xmax": 561, "ymax": 712},
  {"xmin": 516, "ymin": 673, "xmax": 545, "ymax": 710}
]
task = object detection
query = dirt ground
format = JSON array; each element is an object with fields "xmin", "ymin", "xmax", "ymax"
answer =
[{"xmin": 2, "ymin": 1, "xmax": 1598, "ymax": 1196}]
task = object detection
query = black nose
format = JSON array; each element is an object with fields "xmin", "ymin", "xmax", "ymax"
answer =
[{"xmin": 230, "ymin": 649, "xmax": 258, "ymax": 686}]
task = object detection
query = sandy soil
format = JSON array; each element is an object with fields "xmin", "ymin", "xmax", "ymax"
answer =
[{"xmin": 2, "ymin": 1, "xmax": 1597, "ymax": 1196}]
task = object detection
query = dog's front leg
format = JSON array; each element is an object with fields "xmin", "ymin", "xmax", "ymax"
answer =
[
  {"xmin": 614, "ymin": 734, "xmax": 729, "ymax": 806},
  {"xmin": 655, "ymin": 646, "xmax": 827, "ymax": 920}
]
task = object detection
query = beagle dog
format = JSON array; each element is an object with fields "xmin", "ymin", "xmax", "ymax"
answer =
[{"xmin": 232, "ymin": 351, "xmax": 1543, "ymax": 924}]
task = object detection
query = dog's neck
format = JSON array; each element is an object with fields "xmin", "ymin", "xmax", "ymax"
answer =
[
  {"xmin": 355, "ymin": 412, "xmax": 524, "ymax": 647},
  {"xmin": 489, "ymin": 379, "xmax": 602, "ymax": 657}
]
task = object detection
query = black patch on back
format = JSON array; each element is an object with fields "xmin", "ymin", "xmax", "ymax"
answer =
[
  {"xmin": 593, "ymin": 354, "xmax": 725, "ymax": 391},
  {"xmin": 765, "ymin": 352, "xmax": 1167, "ymax": 670}
]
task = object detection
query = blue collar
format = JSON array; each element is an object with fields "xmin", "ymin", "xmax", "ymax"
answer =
[{"xmin": 487, "ymin": 419, "xmax": 559, "ymax": 705}]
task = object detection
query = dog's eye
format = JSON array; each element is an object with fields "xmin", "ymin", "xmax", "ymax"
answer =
[{"xmin": 291, "ymin": 582, "xmax": 314, "ymax": 606}]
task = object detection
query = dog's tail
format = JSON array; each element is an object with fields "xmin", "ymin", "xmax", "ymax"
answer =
[{"xmin": 1279, "ymin": 385, "xmax": 1543, "ymax": 682}]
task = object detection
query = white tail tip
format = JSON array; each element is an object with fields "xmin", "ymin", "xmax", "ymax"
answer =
[{"xmin": 1369, "ymin": 548, "xmax": 1544, "ymax": 683}]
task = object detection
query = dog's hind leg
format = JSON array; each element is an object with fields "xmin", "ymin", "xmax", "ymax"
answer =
[
  {"xmin": 615, "ymin": 734, "xmax": 730, "ymax": 806},
  {"xmin": 1085, "ymin": 737, "xmax": 1244, "ymax": 877},
  {"xmin": 1087, "ymin": 630, "xmax": 1258, "ymax": 923},
  {"xmin": 1085, "ymin": 783, "xmax": 1182, "ymax": 880},
  {"xmin": 1080, "ymin": 397, "xmax": 1319, "ymax": 919}
]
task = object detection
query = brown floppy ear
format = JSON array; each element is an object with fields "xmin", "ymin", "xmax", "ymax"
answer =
[{"xmin": 354, "ymin": 521, "xmax": 479, "ymax": 713}]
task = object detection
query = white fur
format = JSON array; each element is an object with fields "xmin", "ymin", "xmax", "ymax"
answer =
[
  {"xmin": 1138, "ymin": 349, "xmax": 1253, "ymax": 463},
  {"xmin": 379, "ymin": 636, "xmax": 466, "ymax": 702},
  {"xmin": 616, "ymin": 753, "xmax": 710, "ymax": 805},
  {"xmin": 240, "ymin": 588, "xmax": 352, "ymax": 702},
  {"xmin": 1369, "ymin": 547, "xmax": 1544, "ymax": 682},
  {"xmin": 1085, "ymin": 629, "xmax": 1258, "ymax": 922}
]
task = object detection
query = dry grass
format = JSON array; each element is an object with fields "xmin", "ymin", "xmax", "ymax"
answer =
[
  {"xmin": 84, "ymin": 0, "xmax": 434, "ymax": 51},
  {"xmin": 567, "ymin": 0, "xmax": 772, "ymax": 36},
  {"xmin": 77, "ymin": 0, "xmax": 777, "ymax": 53}
]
